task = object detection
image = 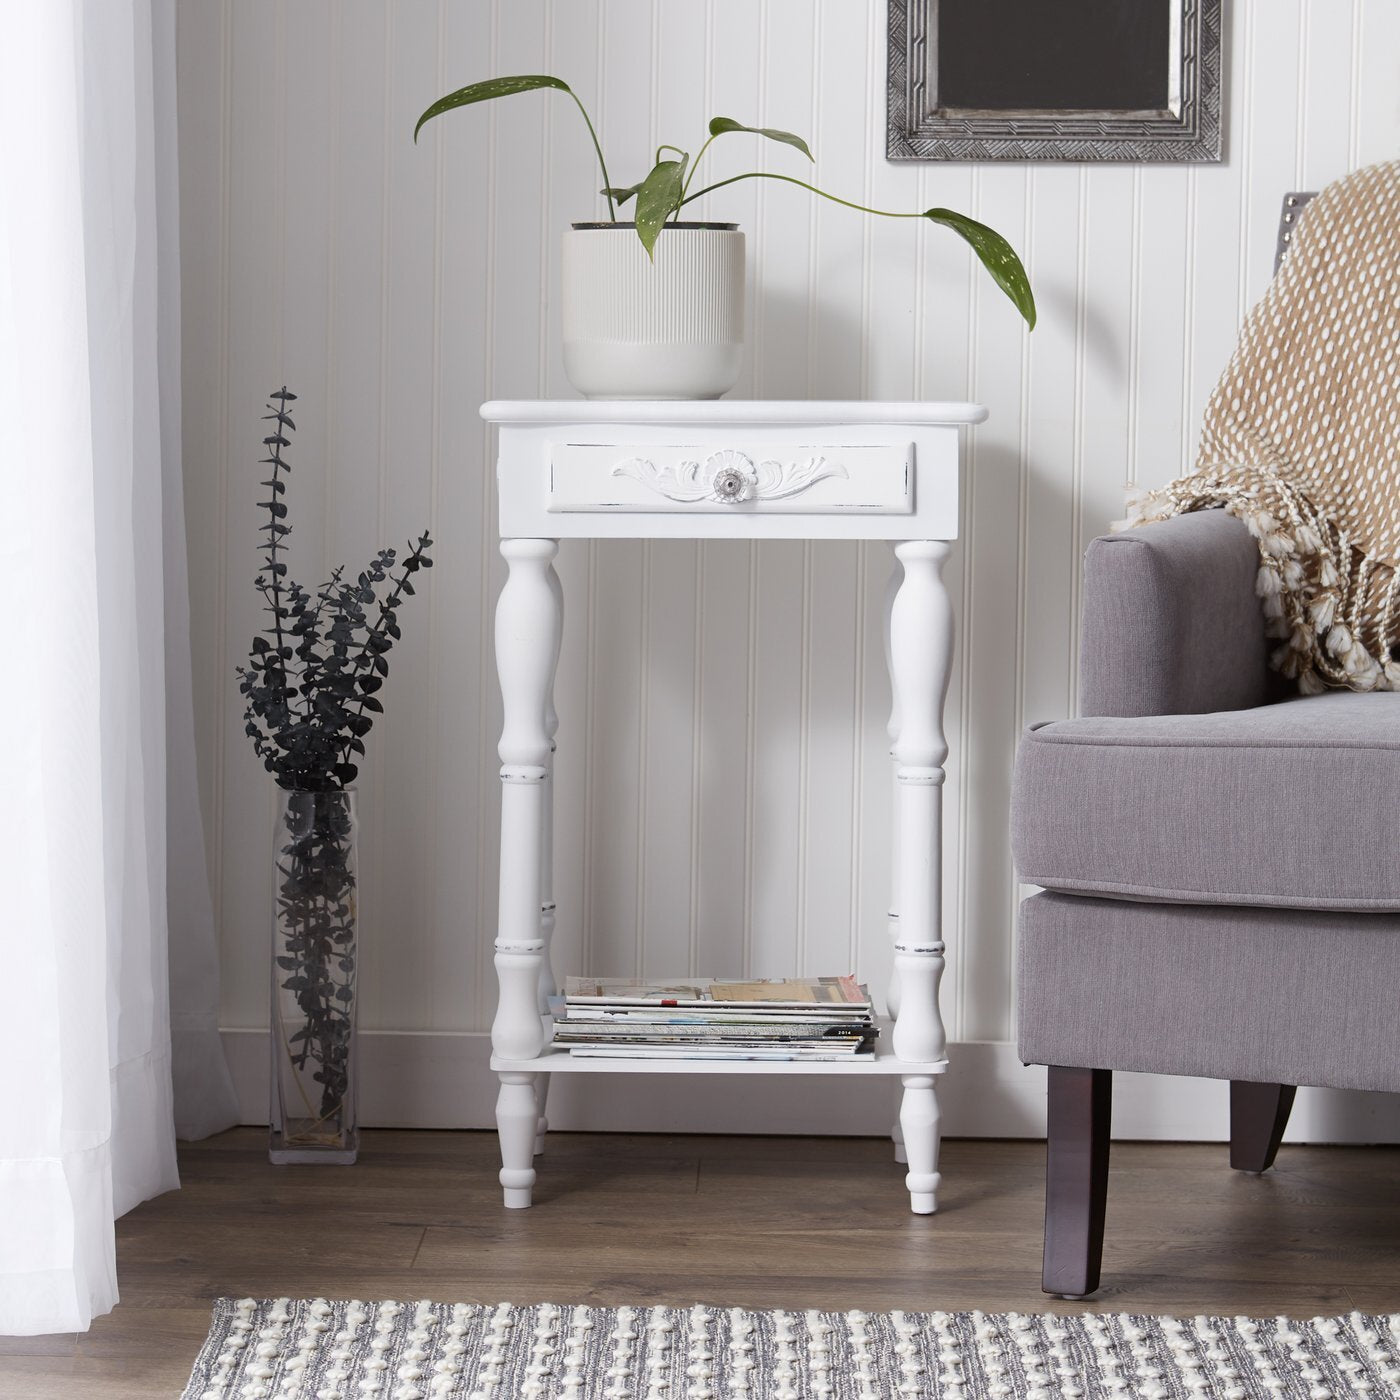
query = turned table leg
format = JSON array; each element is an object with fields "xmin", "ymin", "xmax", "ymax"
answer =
[
  {"xmin": 496, "ymin": 1072, "xmax": 540, "ymax": 1210},
  {"xmin": 887, "ymin": 540, "xmax": 953, "ymax": 1215},
  {"xmin": 883, "ymin": 559, "xmax": 907, "ymax": 1165},
  {"xmin": 533, "ymin": 561, "xmax": 564, "ymax": 1158},
  {"xmin": 492, "ymin": 538, "xmax": 562, "ymax": 1208}
]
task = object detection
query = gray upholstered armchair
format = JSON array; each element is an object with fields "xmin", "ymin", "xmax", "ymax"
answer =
[{"xmin": 1011, "ymin": 508, "xmax": 1400, "ymax": 1296}]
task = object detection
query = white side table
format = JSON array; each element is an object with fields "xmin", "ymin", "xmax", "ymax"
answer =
[{"xmin": 481, "ymin": 399, "xmax": 985, "ymax": 1215}]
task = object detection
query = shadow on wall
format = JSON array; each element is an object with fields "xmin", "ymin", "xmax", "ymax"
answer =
[
  {"xmin": 959, "ymin": 440, "xmax": 1082, "ymax": 1045},
  {"xmin": 1294, "ymin": 1086, "xmax": 1400, "ymax": 1144},
  {"xmin": 746, "ymin": 285, "xmax": 868, "ymax": 401}
]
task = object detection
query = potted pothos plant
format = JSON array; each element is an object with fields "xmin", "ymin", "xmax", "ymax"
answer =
[
  {"xmin": 237, "ymin": 389, "xmax": 432, "ymax": 1163},
  {"xmin": 415, "ymin": 74, "xmax": 1036, "ymax": 400}
]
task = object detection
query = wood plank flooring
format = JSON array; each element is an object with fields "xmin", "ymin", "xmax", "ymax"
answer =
[{"xmin": 3, "ymin": 1129, "xmax": 1398, "ymax": 1398}]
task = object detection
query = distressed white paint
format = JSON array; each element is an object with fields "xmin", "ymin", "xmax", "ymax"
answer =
[
  {"xmin": 497, "ymin": 405, "xmax": 967, "ymax": 537},
  {"xmin": 888, "ymin": 537, "xmax": 954, "ymax": 1210},
  {"xmin": 178, "ymin": 0, "xmax": 1400, "ymax": 1134},
  {"xmin": 488, "ymin": 402, "xmax": 959, "ymax": 1209}
]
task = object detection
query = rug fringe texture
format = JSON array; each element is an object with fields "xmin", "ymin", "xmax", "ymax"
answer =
[{"xmin": 181, "ymin": 1297, "xmax": 1400, "ymax": 1399}]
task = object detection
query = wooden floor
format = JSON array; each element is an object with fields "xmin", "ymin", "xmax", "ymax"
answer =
[{"xmin": 3, "ymin": 1129, "xmax": 1398, "ymax": 1398}]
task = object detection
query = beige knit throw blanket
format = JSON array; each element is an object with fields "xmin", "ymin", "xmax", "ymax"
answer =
[{"xmin": 1120, "ymin": 160, "xmax": 1400, "ymax": 694}]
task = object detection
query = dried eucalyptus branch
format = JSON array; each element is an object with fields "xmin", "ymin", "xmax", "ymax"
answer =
[
  {"xmin": 236, "ymin": 388, "xmax": 434, "ymax": 1130},
  {"xmin": 236, "ymin": 388, "xmax": 434, "ymax": 791}
]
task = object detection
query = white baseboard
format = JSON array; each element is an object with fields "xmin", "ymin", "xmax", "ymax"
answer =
[{"xmin": 220, "ymin": 1029, "xmax": 1400, "ymax": 1143}]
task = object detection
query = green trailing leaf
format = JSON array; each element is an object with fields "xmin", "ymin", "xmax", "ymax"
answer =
[
  {"xmin": 634, "ymin": 155, "xmax": 689, "ymax": 258},
  {"xmin": 707, "ymin": 116, "xmax": 812, "ymax": 160},
  {"xmin": 676, "ymin": 170, "xmax": 1034, "ymax": 326},
  {"xmin": 414, "ymin": 73, "xmax": 618, "ymax": 218},
  {"xmin": 601, "ymin": 184, "xmax": 642, "ymax": 206},
  {"xmin": 923, "ymin": 208, "xmax": 1037, "ymax": 329},
  {"xmin": 413, "ymin": 74, "xmax": 569, "ymax": 142}
]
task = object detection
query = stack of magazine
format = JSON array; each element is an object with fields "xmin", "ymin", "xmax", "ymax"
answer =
[{"xmin": 551, "ymin": 976, "xmax": 877, "ymax": 1061}]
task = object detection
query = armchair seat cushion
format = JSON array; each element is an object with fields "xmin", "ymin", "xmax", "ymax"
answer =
[{"xmin": 1012, "ymin": 691, "xmax": 1400, "ymax": 911}]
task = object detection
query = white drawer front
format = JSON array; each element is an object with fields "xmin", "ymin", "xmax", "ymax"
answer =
[{"xmin": 547, "ymin": 442, "xmax": 913, "ymax": 514}]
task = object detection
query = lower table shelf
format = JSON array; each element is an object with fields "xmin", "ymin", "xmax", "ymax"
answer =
[
  {"xmin": 490, "ymin": 1016, "xmax": 948, "ymax": 1077},
  {"xmin": 489, "ymin": 1014, "xmax": 948, "ymax": 1213}
]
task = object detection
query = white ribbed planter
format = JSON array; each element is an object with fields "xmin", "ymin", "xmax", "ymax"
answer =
[{"xmin": 561, "ymin": 222, "xmax": 745, "ymax": 400}]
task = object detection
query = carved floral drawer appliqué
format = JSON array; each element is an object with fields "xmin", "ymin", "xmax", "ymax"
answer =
[{"xmin": 547, "ymin": 442, "xmax": 914, "ymax": 514}]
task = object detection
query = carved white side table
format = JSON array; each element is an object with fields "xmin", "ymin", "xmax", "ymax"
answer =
[{"xmin": 481, "ymin": 399, "xmax": 985, "ymax": 1214}]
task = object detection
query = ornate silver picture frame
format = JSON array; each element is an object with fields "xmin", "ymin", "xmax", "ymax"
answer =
[{"xmin": 888, "ymin": 0, "xmax": 1222, "ymax": 163}]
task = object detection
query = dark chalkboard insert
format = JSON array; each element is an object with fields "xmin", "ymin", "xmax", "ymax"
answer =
[{"xmin": 935, "ymin": 0, "xmax": 1173, "ymax": 114}]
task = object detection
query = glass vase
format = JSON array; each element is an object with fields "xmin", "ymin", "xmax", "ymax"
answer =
[{"xmin": 269, "ymin": 787, "xmax": 359, "ymax": 1164}]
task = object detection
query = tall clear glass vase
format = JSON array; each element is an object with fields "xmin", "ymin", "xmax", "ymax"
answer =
[{"xmin": 269, "ymin": 787, "xmax": 359, "ymax": 1164}]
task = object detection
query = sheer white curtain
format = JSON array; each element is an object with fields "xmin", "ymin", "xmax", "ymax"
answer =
[{"xmin": 0, "ymin": 0, "xmax": 236, "ymax": 1336}]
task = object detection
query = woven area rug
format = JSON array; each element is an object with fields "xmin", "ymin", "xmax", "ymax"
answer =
[{"xmin": 182, "ymin": 1298, "xmax": 1400, "ymax": 1399}]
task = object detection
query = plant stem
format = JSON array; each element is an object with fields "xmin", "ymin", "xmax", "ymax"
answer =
[
  {"xmin": 274, "ymin": 846, "xmax": 327, "ymax": 1129},
  {"xmin": 679, "ymin": 134, "xmax": 718, "ymax": 201},
  {"xmin": 679, "ymin": 170, "xmax": 925, "ymax": 219},
  {"xmin": 275, "ymin": 995, "xmax": 325, "ymax": 1128},
  {"xmin": 294, "ymin": 567, "xmax": 345, "ymax": 722},
  {"xmin": 569, "ymin": 90, "xmax": 617, "ymax": 221},
  {"xmin": 262, "ymin": 419, "xmax": 291, "ymax": 703},
  {"xmin": 334, "ymin": 538, "xmax": 430, "ymax": 771}
]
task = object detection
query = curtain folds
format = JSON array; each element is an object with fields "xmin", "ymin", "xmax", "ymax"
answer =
[
  {"xmin": 0, "ymin": 0, "xmax": 236, "ymax": 1336},
  {"xmin": 151, "ymin": 0, "xmax": 240, "ymax": 1146}
]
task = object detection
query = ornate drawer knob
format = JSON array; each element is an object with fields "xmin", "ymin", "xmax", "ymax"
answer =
[
  {"xmin": 711, "ymin": 466, "xmax": 751, "ymax": 502},
  {"xmin": 707, "ymin": 450, "xmax": 758, "ymax": 503}
]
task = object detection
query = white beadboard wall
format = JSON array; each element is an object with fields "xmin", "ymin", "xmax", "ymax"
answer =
[{"xmin": 178, "ymin": 0, "xmax": 1400, "ymax": 1134}]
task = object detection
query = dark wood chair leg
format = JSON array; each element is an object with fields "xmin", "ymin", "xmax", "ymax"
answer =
[
  {"xmin": 1229, "ymin": 1080, "xmax": 1295, "ymax": 1172},
  {"xmin": 1042, "ymin": 1066, "xmax": 1112, "ymax": 1298}
]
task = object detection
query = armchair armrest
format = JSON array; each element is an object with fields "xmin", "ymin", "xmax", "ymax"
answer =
[{"xmin": 1080, "ymin": 510, "xmax": 1270, "ymax": 716}]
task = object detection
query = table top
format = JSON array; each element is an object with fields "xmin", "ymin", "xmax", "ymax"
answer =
[{"xmin": 481, "ymin": 399, "xmax": 988, "ymax": 427}]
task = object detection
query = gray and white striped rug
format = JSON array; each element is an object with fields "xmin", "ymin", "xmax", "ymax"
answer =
[{"xmin": 182, "ymin": 1298, "xmax": 1400, "ymax": 1399}]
